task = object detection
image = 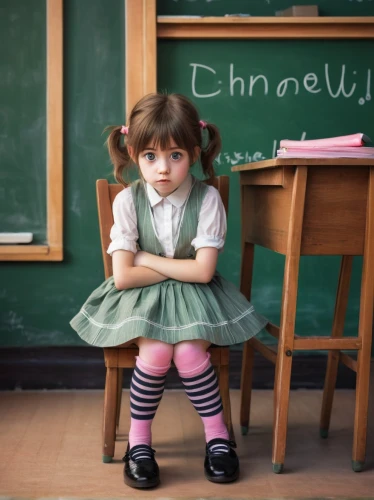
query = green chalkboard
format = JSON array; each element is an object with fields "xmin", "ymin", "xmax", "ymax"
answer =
[
  {"xmin": 157, "ymin": 0, "xmax": 374, "ymax": 17},
  {"xmin": 0, "ymin": 0, "xmax": 47, "ymax": 244},
  {"xmin": 157, "ymin": 38, "xmax": 374, "ymax": 341},
  {"xmin": 0, "ymin": 0, "xmax": 125, "ymax": 347}
]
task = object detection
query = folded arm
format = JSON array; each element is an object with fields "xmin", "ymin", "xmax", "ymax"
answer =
[
  {"xmin": 113, "ymin": 250, "xmax": 168, "ymax": 290},
  {"xmin": 134, "ymin": 247, "xmax": 218, "ymax": 284}
]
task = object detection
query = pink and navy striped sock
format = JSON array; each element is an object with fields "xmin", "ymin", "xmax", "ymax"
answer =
[
  {"xmin": 128, "ymin": 357, "xmax": 169, "ymax": 454},
  {"xmin": 179, "ymin": 361, "xmax": 229, "ymax": 444}
]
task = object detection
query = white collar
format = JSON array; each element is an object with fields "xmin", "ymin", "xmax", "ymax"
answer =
[{"xmin": 146, "ymin": 174, "xmax": 193, "ymax": 208}]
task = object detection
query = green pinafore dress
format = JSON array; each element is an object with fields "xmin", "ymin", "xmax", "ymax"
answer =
[{"xmin": 70, "ymin": 178, "xmax": 267, "ymax": 346}]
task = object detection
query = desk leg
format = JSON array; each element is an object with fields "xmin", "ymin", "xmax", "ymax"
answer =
[
  {"xmin": 352, "ymin": 167, "xmax": 374, "ymax": 472},
  {"xmin": 272, "ymin": 166, "xmax": 307, "ymax": 473},
  {"xmin": 320, "ymin": 255, "xmax": 353, "ymax": 438},
  {"xmin": 240, "ymin": 242, "xmax": 255, "ymax": 435}
]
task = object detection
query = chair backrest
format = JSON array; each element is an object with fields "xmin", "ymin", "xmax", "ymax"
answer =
[{"xmin": 96, "ymin": 176, "xmax": 229, "ymax": 279}]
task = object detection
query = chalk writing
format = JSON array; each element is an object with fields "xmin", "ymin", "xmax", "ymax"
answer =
[
  {"xmin": 190, "ymin": 63, "xmax": 372, "ymax": 105},
  {"xmin": 216, "ymin": 151, "xmax": 266, "ymax": 166},
  {"xmin": 4, "ymin": 311, "xmax": 24, "ymax": 332},
  {"xmin": 215, "ymin": 131, "xmax": 307, "ymax": 166}
]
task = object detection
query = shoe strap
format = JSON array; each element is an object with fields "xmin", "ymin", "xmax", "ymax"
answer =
[
  {"xmin": 207, "ymin": 438, "xmax": 237, "ymax": 449},
  {"xmin": 123, "ymin": 444, "xmax": 156, "ymax": 462},
  {"xmin": 207, "ymin": 438, "xmax": 237, "ymax": 456}
]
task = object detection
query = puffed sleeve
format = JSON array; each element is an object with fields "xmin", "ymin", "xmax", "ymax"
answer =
[
  {"xmin": 107, "ymin": 186, "xmax": 139, "ymax": 256},
  {"xmin": 191, "ymin": 185, "xmax": 227, "ymax": 252}
]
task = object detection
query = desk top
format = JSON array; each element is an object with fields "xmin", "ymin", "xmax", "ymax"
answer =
[
  {"xmin": 231, "ymin": 157, "xmax": 374, "ymax": 172},
  {"xmin": 231, "ymin": 157, "xmax": 372, "ymax": 256}
]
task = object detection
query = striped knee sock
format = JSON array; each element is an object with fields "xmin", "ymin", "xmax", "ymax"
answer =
[
  {"xmin": 129, "ymin": 357, "xmax": 169, "ymax": 451},
  {"xmin": 179, "ymin": 360, "xmax": 229, "ymax": 444}
]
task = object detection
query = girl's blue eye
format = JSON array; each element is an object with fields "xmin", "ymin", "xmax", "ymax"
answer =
[
  {"xmin": 171, "ymin": 152, "xmax": 182, "ymax": 160},
  {"xmin": 145, "ymin": 152, "xmax": 155, "ymax": 161}
]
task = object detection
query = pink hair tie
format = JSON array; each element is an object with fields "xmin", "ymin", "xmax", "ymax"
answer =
[
  {"xmin": 120, "ymin": 125, "xmax": 129, "ymax": 135},
  {"xmin": 199, "ymin": 120, "xmax": 207, "ymax": 129}
]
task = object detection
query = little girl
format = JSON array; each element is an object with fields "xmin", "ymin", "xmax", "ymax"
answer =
[{"xmin": 70, "ymin": 92, "xmax": 267, "ymax": 489}]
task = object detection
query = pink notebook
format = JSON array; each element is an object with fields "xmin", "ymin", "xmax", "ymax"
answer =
[
  {"xmin": 280, "ymin": 133, "xmax": 371, "ymax": 149},
  {"xmin": 277, "ymin": 146, "xmax": 374, "ymax": 159}
]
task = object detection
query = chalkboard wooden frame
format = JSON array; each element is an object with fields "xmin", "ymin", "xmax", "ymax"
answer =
[
  {"xmin": 0, "ymin": 0, "xmax": 63, "ymax": 262},
  {"xmin": 124, "ymin": 0, "xmax": 374, "ymax": 113},
  {"xmin": 125, "ymin": 0, "xmax": 157, "ymax": 113},
  {"xmin": 157, "ymin": 16, "xmax": 374, "ymax": 39}
]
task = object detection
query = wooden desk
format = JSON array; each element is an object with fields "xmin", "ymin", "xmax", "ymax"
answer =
[{"xmin": 232, "ymin": 158, "xmax": 374, "ymax": 472}]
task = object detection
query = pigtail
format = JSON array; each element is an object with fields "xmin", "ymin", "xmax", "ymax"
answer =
[
  {"xmin": 200, "ymin": 122, "xmax": 222, "ymax": 180},
  {"xmin": 104, "ymin": 125, "xmax": 132, "ymax": 186}
]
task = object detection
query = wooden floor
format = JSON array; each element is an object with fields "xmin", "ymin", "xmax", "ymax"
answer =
[{"xmin": 1, "ymin": 389, "xmax": 374, "ymax": 498}]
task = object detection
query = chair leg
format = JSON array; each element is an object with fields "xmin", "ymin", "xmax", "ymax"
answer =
[
  {"xmin": 102, "ymin": 367, "xmax": 119, "ymax": 463},
  {"xmin": 320, "ymin": 255, "xmax": 352, "ymax": 438},
  {"xmin": 352, "ymin": 168, "xmax": 374, "ymax": 472},
  {"xmin": 240, "ymin": 340, "xmax": 255, "ymax": 435},
  {"xmin": 116, "ymin": 368, "xmax": 123, "ymax": 431},
  {"xmin": 218, "ymin": 363, "xmax": 235, "ymax": 441}
]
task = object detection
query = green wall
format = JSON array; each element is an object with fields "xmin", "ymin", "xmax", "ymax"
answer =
[{"xmin": 0, "ymin": 0, "xmax": 372, "ymax": 347}]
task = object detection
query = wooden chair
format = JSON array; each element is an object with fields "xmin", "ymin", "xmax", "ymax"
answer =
[{"xmin": 96, "ymin": 176, "xmax": 233, "ymax": 463}]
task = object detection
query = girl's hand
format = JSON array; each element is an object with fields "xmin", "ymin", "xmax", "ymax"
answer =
[
  {"xmin": 112, "ymin": 249, "xmax": 168, "ymax": 289},
  {"xmin": 132, "ymin": 247, "xmax": 218, "ymax": 284}
]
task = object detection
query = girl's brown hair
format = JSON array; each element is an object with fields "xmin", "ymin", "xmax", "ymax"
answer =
[{"xmin": 105, "ymin": 93, "xmax": 221, "ymax": 186}]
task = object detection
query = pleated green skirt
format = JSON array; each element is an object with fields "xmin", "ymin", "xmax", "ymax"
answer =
[{"xmin": 70, "ymin": 274, "xmax": 267, "ymax": 347}]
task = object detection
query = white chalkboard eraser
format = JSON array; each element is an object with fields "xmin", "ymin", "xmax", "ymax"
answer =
[{"xmin": 0, "ymin": 232, "xmax": 33, "ymax": 244}]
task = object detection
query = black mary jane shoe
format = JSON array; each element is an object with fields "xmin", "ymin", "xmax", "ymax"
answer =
[
  {"xmin": 123, "ymin": 444, "xmax": 160, "ymax": 489},
  {"xmin": 204, "ymin": 438, "xmax": 240, "ymax": 483}
]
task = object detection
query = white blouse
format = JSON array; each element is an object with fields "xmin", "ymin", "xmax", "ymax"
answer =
[{"xmin": 107, "ymin": 174, "xmax": 227, "ymax": 258}]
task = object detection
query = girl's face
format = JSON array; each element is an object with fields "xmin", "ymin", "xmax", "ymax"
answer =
[{"xmin": 131, "ymin": 141, "xmax": 200, "ymax": 197}]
